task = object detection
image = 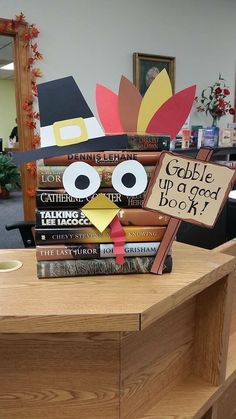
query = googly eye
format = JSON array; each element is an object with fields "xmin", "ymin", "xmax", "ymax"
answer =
[
  {"xmin": 112, "ymin": 160, "xmax": 147, "ymax": 196},
  {"xmin": 62, "ymin": 162, "xmax": 101, "ymax": 198}
]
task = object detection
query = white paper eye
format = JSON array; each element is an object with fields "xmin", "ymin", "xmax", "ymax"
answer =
[
  {"xmin": 112, "ymin": 160, "xmax": 148, "ymax": 196},
  {"xmin": 62, "ymin": 162, "xmax": 101, "ymax": 198}
]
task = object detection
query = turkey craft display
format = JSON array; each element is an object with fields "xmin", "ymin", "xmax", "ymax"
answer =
[{"xmin": 13, "ymin": 70, "xmax": 236, "ymax": 278}]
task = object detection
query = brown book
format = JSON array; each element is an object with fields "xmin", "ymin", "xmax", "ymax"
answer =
[
  {"xmin": 117, "ymin": 208, "xmax": 169, "ymax": 226},
  {"xmin": 35, "ymin": 226, "xmax": 166, "ymax": 244},
  {"xmin": 36, "ymin": 208, "xmax": 169, "ymax": 228},
  {"xmin": 37, "ymin": 255, "xmax": 173, "ymax": 278},
  {"xmin": 37, "ymin": 165, "xmax": 155, "ymax": 189},
  {"xmin": 43, "ymin": 151, "xmax": 161, "ymax": 166},
  {"xmin": 126, "ymin": 133, "xmax": 170, "ymax": 150}
]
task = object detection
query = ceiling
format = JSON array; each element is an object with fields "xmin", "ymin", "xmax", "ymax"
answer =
[{"xmin": 0, "ymin": 35, "xmax": 14, "ymax": 80}]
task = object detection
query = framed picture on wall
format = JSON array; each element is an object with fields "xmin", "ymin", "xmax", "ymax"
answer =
[{"xmin": 133, "ymin": 52, "xmax": 175, "ymax": 96}]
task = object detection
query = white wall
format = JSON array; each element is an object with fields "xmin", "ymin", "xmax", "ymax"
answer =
[
  {"xmin": 0, "ymin": 79, "xmax": 16, "ymax": 148},
  {"xmin": 1, "ymin": 0, "xmax": 236, "ymax": 128}
]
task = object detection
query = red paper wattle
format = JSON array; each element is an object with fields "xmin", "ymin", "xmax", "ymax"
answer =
[{"xmin": 109, "ymin": 216, "xmax": 126, "ymax": 265}]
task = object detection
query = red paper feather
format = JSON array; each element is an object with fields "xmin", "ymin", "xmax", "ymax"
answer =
[
  {"xmin": 96, "ymin": 84, "xmax": 123, "ymax": 133},
  {"xmin": 146, "ymin": 85, "xmax": 196, "ymax": 139}
]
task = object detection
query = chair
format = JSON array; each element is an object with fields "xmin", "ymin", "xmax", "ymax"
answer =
[{"xmin": 5, "ymin": 221, "xmax": 35, "ymax": 248}]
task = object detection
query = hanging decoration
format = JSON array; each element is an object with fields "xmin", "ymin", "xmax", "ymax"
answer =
[
  {"xmin": 26, "ymin": 161, "xmax": 37, "ymax": 177},
  {"xmin": 5, "ymin": 12, "xmax": 43, "ymax": 197}
]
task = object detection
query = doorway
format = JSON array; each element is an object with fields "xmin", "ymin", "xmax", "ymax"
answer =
[
  {"xmin": 0, "ymin": 35, "xmax": 24, "ymax": 247},
  {"xmin": 0, "ymin": 17, "xmax": 36, "ymax": 221},
  {"xmin": 0, "ymin": 35, "xmax": 17, "ymax": 152}
]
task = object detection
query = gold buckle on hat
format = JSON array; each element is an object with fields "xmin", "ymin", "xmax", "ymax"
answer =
[{"xmin": 53, "ymin": 117, "xmax": 88, "ymax": 146}]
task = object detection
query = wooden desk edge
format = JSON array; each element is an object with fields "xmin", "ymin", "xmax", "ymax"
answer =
[
  {"xmin": 0, "ymin": 245, "xmax": 235, "ymax": 333},
  {"xmin": 141, "ymin": 250, "xmax": 236, "ymax": 330},
  {"xmin": 0, "ymin": 313, "xmax": 141, "ymax": 334}
]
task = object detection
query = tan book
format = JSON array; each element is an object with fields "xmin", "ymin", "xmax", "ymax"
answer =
[
  {"xmin": 35, "ymin": 226, "xmax": 166, "ymax": 244},
  {"xmin": 219, "ymin": 128, "xmax": 233, "ymax": 147}
]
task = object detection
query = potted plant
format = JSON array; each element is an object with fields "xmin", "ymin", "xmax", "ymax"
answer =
[{"xmin": 0, "ymin": 153, "xmax": 21, "ymax": 198}]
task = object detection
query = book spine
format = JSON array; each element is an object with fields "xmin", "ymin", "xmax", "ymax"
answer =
[
  {"xmin": 35, "ymin": 226, "xmax": 166, "ymax": 244},
  {"xmin": 203, "ymin": 127, "xmax": 219, "ymax": 147},
  {"xmin": 37, "ymin": 255, "xmax": 172, "ymax": 278},
  {"xmin": 36, "ymin": 209, "xmax": 92, "ymax": 227},
  {"xmin": 36, "ymin": 189, "xmax": 145, "ymax": 209},
  {"xmin": 127, "ymin": 134, "xmax": 170, "ymax": 151},
  {"xmin": 37, "ymin": 165, "xmax": 155, "ymax": 189},
  {"xmin": 117, "ymin": 208, "xmax": 169, "ymax": 226},
  {"xmin": 36, "ymin": 208, "xmax": 169, "ymax": 228},
  {"xmin": 36, "ymin": 242, "xmax": 162, "ymax": 260},
  {"xmin": 43, "ymin": 151, "xmax": 161, "ymax": 166},
  {"xmin": 218, "ymin": 128, "xmax": 232, "ymax": 147}
]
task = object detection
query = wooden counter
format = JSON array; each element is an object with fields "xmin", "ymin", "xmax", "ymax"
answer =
[{"xmin": 0, "ymin": 241, "xmax": 235, "ymax": 418}]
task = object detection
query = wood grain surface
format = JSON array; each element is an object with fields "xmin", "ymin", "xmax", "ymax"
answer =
[
  {"xmin": 212, "ymin": 240, "xmax": 236, "ymax": 336},
  {"xmin": 216, "ymin": 375, "xmax": 236, "ymax": 419},
  {"xmin": 136, "ymin": 374, "xmax": 218, "ymax": 419},
  {"xmin": 0, "ymin": 332, "xmax": 120, "ymax": 419},
  {"xmin": 0, "ymin": 242, "xmax": 234, "ymax": 333},
  {"xmin": 0, "ymin": 242, "xmax": 235, "ymax": 418},
  {"xmin": 193, "ymin": 273, "xmax": 234, "ymax": 386},
  {"xmin": 136, "ymin": 277, "xmax": 236, "ymax": 418},
  {"xmin": 120, "ymin": 299, "xmax": 196, "ymax": 419},
  {"xmin": 202, "ymin": 406, "xmax": 218, "ymax": 419}
]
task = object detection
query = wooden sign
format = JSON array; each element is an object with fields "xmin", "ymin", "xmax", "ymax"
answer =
[
  {"xmin": 143, "ymin": 149, "xmax": 236, "ymax": 274},
  {"xmin": 144, "ymin": 152, "xmax": 235, "ymax": 228}
]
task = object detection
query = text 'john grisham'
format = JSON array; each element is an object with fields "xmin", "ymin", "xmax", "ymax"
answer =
[{"xmin": 144, "ymin": 153, "xmax": 235, "ymax": 227}]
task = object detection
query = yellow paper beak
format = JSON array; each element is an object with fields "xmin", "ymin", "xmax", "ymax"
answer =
[{"xmin": 81, "ymin": 194, "xmax": 120, "ymax": 232}]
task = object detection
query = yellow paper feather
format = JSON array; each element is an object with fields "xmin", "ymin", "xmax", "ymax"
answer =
[{"xmin": 137, "ymin": 69, "xmax": 172, "ymax": 132}]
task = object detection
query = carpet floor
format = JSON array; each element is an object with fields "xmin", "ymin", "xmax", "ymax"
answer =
[{"xmin": 0, "ymin": 191, "xmax": 24, "ymax": 249}]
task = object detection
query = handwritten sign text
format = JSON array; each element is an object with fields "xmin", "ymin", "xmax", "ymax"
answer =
[{"xmin": 144, "ymin": 153, "xmax": 235, "ymax": 227}]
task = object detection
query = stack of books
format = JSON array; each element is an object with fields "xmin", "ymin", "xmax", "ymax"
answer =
[{"xmin": 35, "ymin": 134, "xmax": 173, "ymax": 278}]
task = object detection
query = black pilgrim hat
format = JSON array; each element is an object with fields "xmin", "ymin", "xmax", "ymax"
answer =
[{"xmin": 13, "ymin": 76, "xmax": 127, "ymax": 164}]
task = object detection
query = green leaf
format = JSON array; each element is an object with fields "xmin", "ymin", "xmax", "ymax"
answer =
[
  {"xmin": 0, "ymin": 153, "xmax": 20, "ymax": 190},
  {"xmin": 5, "ymin": 183, "xmax": 13, "ymax": 191}
]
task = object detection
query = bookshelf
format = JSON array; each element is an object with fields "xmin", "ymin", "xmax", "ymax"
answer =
[
  {"xmin": 0, "ymin": 241, "xmax": 235, "ymax": 418},
  {"xmin": 174, "ymin": 146, "xmax": 236, "ymax": 161}
]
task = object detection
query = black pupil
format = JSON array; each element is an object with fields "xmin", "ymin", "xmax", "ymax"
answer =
[
  {"xmin": 121, "ymin": 172, "xmax": 136, "ymax": 188},
  {"xmin": 75, "ymin": 175, "xmax": 90, "ymax": 190}
]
